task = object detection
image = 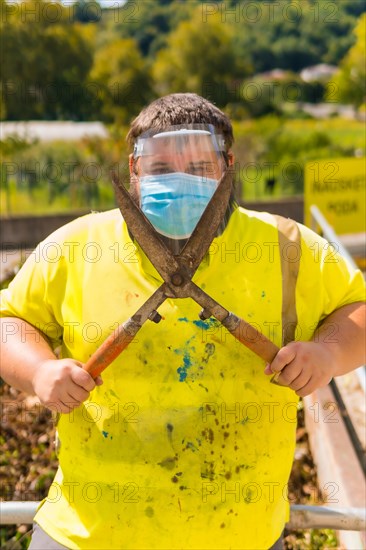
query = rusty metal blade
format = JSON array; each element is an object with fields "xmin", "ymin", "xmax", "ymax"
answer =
[
  {"xmin": 179, "ymin": 168, "xmax": 234, "ymax": 276},
  {"xmin": 111, "ymin": 173, "xmax": 181, "ymax": 281},
  {"xmin": 187, "ymin": 282, "xmax": 279, "ymax": 363}
]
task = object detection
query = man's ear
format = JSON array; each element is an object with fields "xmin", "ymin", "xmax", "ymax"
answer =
[
  {"xmin": 129, "ymin": 153, "xmax": 138, "ymax": 176},
  {"xmin": 128, "ymin": 154, "xmax": 140, "ymax": 204},
  {"xmin": 227, "ymin": 151, "xmax": 235, "ymax": 166}
]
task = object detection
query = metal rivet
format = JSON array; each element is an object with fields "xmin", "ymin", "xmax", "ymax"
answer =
[{"xmin": 171, "ymin": 273, "xmax": 184, "ymax": 286}]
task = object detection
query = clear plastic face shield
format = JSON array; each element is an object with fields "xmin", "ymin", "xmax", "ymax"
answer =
[{"xmin": 132, "ymin": 124, "xmax": 228, "ymax": 249}]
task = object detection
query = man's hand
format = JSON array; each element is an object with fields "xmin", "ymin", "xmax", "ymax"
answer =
[
  {"xmin": 32, "ymin": 359, "xmax": 103, "ymax": 414},
  {"xmin": 265, "ymin": 302, "xmax": 366, "ymax": 397},
  {"xmin": 264, "ymin": 341, "xmax": 335, "ymax": 397}
]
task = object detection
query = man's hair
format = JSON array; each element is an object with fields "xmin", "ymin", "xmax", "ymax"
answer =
[{"xmin": 127, "ymin": 93, "xmax": 234, "ymax": 152}]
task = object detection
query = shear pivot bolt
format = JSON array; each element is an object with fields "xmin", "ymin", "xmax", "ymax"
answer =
[
  {"xmin": 171, "ymin": 273, "xmax": 184, "ymax": 286},
  {"xmin": 149, "ymin": 311, "xmax": 162, "ymax": 323},
  {"xmin": 199, "ymin": 308, "xmax": 211, "ymax": 321}
]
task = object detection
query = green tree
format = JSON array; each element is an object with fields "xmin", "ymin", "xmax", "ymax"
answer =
[
  {"xmin": 112, "ymin": 0, "xmax": 197, "ymax": 56},
  {"xmin": 90, "ymin": 38, "xmax": 153, "ymax": 123},
  {"xmin": 1, "ymin": 0, "xmax": 96, "ymax": 120},
  {"xmin": 230, "ymin": 0, "xmax": 364, "ymax": 74},
  {"xmin": 331, "ymin": 14, "xmax": 366, "ymax": 109},
  {"xmin": 73, "ymin": 0, "xmax": 101, "ymax": 23},
  {"xmin": 152, "ymin": 7, "xmax": 250, "ymax": 106}
]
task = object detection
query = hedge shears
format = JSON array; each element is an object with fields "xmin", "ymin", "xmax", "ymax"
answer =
[{"xmin": 82, "ymin": 167, "xmax": 280, "ymax": 379}]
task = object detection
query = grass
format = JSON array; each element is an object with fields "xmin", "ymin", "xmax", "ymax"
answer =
[
  {"xmin": 281, "ymin": 118, "xmax": 365, "ymax": 149},
  {"xmin": 232, "ymin": 116, "xmax": 365, "ymax": 200},
  {"xmin": 233, "ymin": 117, "xmax": 366, "ymax": 149},
  {"xmin": 0, "ymin": 116, "xmax": 364, "ymax": 215},
  {"xmin": 0, "ymin": 180, "xmax": 116, "ymax": 217}
]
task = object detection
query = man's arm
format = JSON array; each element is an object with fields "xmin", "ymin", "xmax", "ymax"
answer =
[
  {"xmin": 0, "ymin": 317, "xmax": 102, "ymax": 413},
  {"xmin": 265, "ymin": 301, "xmax": 366, "ymax": 397}
]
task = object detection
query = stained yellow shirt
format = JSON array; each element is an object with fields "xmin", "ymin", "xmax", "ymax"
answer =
[{"xmin": 1, "ymin": 207, "xmax": 364, "ymax": 549}]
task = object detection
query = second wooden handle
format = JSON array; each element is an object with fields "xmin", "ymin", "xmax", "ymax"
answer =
[{"xmin": 228, "ymin": 317, "xmax": 280, "ymax": 364}]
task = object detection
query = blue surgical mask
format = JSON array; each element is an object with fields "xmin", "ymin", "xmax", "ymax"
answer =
[{"xmin": 140, "ymin": 172, "xmax": 218, "ymax": 239}]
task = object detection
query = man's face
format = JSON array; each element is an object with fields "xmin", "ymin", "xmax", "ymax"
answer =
[
  {"xmin": 127, "ymin": 128, "xmax": 233, "ymax": 248},
  {"xmin": 130, "ymin": 133, "xmax": 226, "ymax": 198}
]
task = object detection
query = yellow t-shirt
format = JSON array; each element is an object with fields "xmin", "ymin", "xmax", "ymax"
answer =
[{"xmin": 1, "ymin": 207, "xmax": 364, "ymax": 549}]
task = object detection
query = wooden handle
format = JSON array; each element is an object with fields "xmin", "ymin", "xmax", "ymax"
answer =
[
  {"xmin": 83, "ymin": 323, "xmax": 136, "ymax": 379},
  {"xmin": 227, "ymin": 317, "xmax": 280, "ymax": 364},
  {"xmin": 82, "ymin": 287, "xmax": 167, "ymax": 379}
]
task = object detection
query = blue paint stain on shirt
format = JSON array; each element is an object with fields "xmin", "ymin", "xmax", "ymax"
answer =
[
  {"xmin": 177, "ymin": 352, "xmax": 193, "ymax": 382},
  {"xmin": 174, "ymin": 336, "xmax": 196, "ymax": 382},
  {"xmin": 177, "ymin": 317, "xmax": 219, "ymax": 331},
  {"xmin": 261, "ymin": 291, "xmax": 266, "ymax": 298},
  {"xmin": 173, "ymin": 319, "xmax": 219, "ymax": 382},
  {"xmin": 192, "ymin": 320, "xmax": 208, "ymax": 330},
  {"xmin": 193, "ymin": 318, "xmax": 219, "ymax": 330},
  {"xmin": 102, "ymin": 431, "xmax": 109, "ymax": 438}
]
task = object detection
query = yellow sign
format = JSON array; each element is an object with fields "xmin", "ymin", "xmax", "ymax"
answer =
[{"xmin": 304, "ymin": 157, "xmax": 366, "ymax": 234}]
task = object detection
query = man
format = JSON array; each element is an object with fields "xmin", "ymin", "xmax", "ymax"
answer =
[{"xmin": 1, "ymin": 93, "xmax": 365, "ymax": 550}]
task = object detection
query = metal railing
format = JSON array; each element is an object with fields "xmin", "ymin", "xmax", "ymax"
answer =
[
  {"xmin": 0, "ymin": 501, "xmax": 365, "ymax": 531},
  {"xmin": 309, "ymin": 204, "xmax": 359, "ymax": 268},
  {"xmin": 310, "ymin": 204, "xmax": 366, "ymax": 394},
  {"xmin": 308, "ymin": 205, "xmax": 366, "ymax": 549}
]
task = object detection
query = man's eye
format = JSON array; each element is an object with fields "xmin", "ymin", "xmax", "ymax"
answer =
[
  {"xmin": 189, "ymin": 167, "xmax": 204, "ymax": 175},
  {"xmin": 149, "ymin": 167, "xmax": 171, "ymax": 175},
  {"xmin": 188, "ymin": 163, "xmax": 216, "ymax": 176}
]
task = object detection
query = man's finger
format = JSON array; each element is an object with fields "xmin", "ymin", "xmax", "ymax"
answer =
[
  {"xmin": 47, "ymin": 400, "xmax": 77, "ymax": 414},
  {"xmin": 71, "ymin": 367, "xmax": 96, "ymax": 391},
  {"xmin": 277, "ymin": 362, "xmax": 303, "ymax": 386},
  {"xmin": 95, "ymin": 376, "xmax": 103, "ymax": 386},
  {"xmin": 61, "ymin": 403, "xmax": 80, "ymax": 414},
  {"xmin": 289, "ymin": 371, "xmax": 312, "ymax": 392},
  {"xmin": 296, "ymin": 380, "xmax": 316, "ymax": 398},
  {"xmin": 67, "ymin": 386, "xmax": 90, "ymax": 403},
  {"xmin": 270, "ymin": 343, "xmax": 297, "ymax": 375}
]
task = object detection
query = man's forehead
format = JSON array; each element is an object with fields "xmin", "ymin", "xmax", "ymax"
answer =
[
  {"xmin": 142, "ymin": 151, "xmax": 219, "ymax": 163},
  {"xmin": 135, "ymin": 130, "xmax": 223, "ymax": 158}
]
